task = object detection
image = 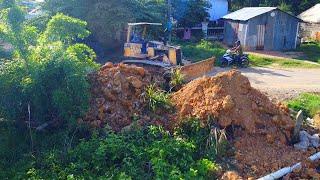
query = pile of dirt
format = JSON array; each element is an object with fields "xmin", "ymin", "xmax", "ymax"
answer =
[
  {"xmin": 171, "ymin": 70, "xmax": 315, "ymax": 178},
  {"xmin": 80, "ymin": 62, "xmax": 166, "ymax": 131},
  {"xmin": 172, "ymin": 70, "xmax": 294, "ymax": 134}
]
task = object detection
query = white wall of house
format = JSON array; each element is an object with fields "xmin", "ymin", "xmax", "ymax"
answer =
[{"xmin": 208, "ymin": 0, "xmax": 228, "ymax": 21}]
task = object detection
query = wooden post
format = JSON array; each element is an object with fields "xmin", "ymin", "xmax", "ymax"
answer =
[
  {"xmin": 292, "ymin": 110, "xmax": 304, "ymax": 143},
  {"xmin": 127, "ymin": 25, "xmax": 132, "ymax": 43},
  {"xmin": 142, "ymin": 25, "xmax": 147, "ymax": 39}
]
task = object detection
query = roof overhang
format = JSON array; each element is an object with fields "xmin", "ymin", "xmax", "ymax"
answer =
[
  {"xmin": 298, "ymin": 4, "xmax": 320, "ymax": 23},
  {"xmin": 222, "ymin": 7, "xmax": 301, "ymax": 22}
]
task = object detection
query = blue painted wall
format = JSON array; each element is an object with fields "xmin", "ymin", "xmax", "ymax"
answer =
[{"xmin": 208, "ymin": 0, "xmax": 229, "ymax": 21}]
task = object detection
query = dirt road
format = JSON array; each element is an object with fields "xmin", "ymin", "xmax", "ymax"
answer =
[{"xmin": 208, "ymin": 67, "xmax": 320, "ymax": 101}]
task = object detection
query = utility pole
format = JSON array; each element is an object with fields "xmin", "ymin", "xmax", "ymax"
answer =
[{"xmin": 167, "ymin": 0, "xmax": 172, "ymax": 44}]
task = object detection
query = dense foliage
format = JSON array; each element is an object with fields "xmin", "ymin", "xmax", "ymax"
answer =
[
  {"xmin": 230, "ymin": 0, "xmax": 320, "ymax": 15},
  {"xmin": 0, "ymin": 117, "xmax": 225, "ymax": 179},
  {"xmin": 43, "ymin": 0, "xmax": 167, "ymax": 48},
  {"xmin": 172, "ymin": 0, "xmax": 210, "ymax": 27},
  {"xmin": 0, "ymin": 2, "xmax": 98, "ymax": 127},
  {"xmin": 297, "ymin": 42, "xmax": 320, "ymax": 63},
  {"xmin": 43, "ymin": 0, "xmax": 210, "ymax": 50}
]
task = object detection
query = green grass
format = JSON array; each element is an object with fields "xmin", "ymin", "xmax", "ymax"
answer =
[
  {"xmin": 176, "ymin": 40, "xmax": 320, "ymax": 68},
  {"xmin": 297, "ymin": 42, "xmax": 320, "ymax": 63},
  {"xmin": 177, "ymin": 40, "xmax": 225, "ymax": 62},
  {"xmin": 249, "ymin": 54, "xmax": 320, "ymax": 68},
  {"xmin": 287, "ymin": 93, "xmax": 320, "ymax": 118}
]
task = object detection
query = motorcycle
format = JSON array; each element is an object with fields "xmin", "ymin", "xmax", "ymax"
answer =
[{"xmin": 220, "ymin": 49, "xmax": 249, "ymax": 68}]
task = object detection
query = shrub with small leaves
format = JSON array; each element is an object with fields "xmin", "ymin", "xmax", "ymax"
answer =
[
  {"xmin": 145, "ymin": 84, "xmax": 171, "ymax": 112},
  {"xmin": 170, "ymin": 68, "xmax": 185, "ymax": 91}
]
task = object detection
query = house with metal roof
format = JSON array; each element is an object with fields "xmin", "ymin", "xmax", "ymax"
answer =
[
  {"xmin": 298, "ymin": 4, "xmax": 320, "ymax": 42},
  {"xmin": 222, "ymin": 7, "xmax": 301, "ymax": 51}
]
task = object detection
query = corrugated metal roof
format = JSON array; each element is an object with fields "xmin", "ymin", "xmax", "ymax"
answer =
[
  {"xmin": 298, "ymin": 4, "xmax": 320, "ymax": 23},
  {"xmin": 222, "ymin": 7, "xmax": 277, "ymax": 21}
]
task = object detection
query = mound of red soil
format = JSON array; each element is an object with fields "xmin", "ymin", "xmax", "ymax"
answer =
[
  {"xmin": 172, "ymin": 70, "xmax": 294, "ymax": 134},
  {"xmin": 81, "ymin": 63, "xmax": 166, "ymax": 131},
  {"xmin": 171, "ymin": 70, "xmax": 315, "ymax": 178}
]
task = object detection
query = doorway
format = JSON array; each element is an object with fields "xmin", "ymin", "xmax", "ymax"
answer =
[{"xmin": 256, "ymin": 25, "xmax": 265, "ymax": 50}]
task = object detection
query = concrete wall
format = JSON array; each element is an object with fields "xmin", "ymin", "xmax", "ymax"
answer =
[{"xmin": 300, "ymin": 22, "xmax": 320, "ymax": 42}]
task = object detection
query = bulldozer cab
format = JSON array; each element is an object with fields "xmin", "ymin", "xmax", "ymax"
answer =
[
  {"xmin": 123, "ymin": 22, "xmax": 182, "ymax": 65},
  {"xmin": 126, "ymin": 22, "xmax": 163, "ymax": 44}
]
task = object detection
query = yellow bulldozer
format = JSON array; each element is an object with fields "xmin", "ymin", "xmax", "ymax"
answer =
[
  {"xmin": 123, "ymin": 22, "xmax": 182, "ymax": 65},
  {"xmin": 122, "ymin": 22, "xmax": 215, "ymax": 81}
]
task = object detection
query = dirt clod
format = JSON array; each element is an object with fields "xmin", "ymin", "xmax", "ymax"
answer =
[{"xmin": 221, "ymin": 171, "xmax": 243, "ymax": 180}]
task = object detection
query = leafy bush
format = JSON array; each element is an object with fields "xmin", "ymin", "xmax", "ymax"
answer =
[
  {"xmin": 297, "ymin": 42, "xmax": 320, "ymax": 63},
  {"xmin": 40, "ymin": 13, "xmax": 90, "ymax": 45},
  {"xmin": 145, "ymin": 85, "xmax": 171, "ymax": 112},
  {"xmin": 6, "ymin": 124, "xmax": 222, "ymax": 179},
  {"xmin": 1, "ymin": 50, "xmax": 97, "ymax": 125},
  {"xmin": 0, "ymin": 11, "xmax": 99, "ymax": 126},
  {"xmin": 287, "ymin": 93, "xmax": 320, "ymax": 118}
]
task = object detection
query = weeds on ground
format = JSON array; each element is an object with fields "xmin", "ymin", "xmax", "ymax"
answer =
[
  {"xmin": 177, "ymin": 39, "xmax": 225, "ymax": 62},
  {"xmin": 174, "ymin": 118, "xmax": 229, "ymax": 160},
  {"xmin": 287, "ymin": 93, "xmax": 320, "ymax": 118},
  {"xmin": 249, "ymin": 55, "xmax": 320, "ymax": 68},
  {"xmin": 145, "ymin": 85, "xmax": 171, "ymax": 112},
  {"xmin": 170, "ymin": 68, "xmax": 185, "ymax": 91}
]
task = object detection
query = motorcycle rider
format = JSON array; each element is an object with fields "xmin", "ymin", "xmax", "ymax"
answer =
[{"xmin": 231, "ymin": 40, "xmax": 243, "ymax": 62}]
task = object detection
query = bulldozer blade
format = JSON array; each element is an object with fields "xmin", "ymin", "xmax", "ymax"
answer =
[{"xmin": 179, "ymin": 57, "xmax": 215, "ymax": 81}]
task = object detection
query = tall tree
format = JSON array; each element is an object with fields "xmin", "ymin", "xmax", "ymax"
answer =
[
  {"xmin": 172, "ymin": 0, "xmax": 210, "ymax": 28},
  {"xmin": 43, "ymin": 0, "xmax": 167, "ymax": 48},
  {"xmin": 230, "ymin": 0, "xmax": 320, "ymax": 15}
]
